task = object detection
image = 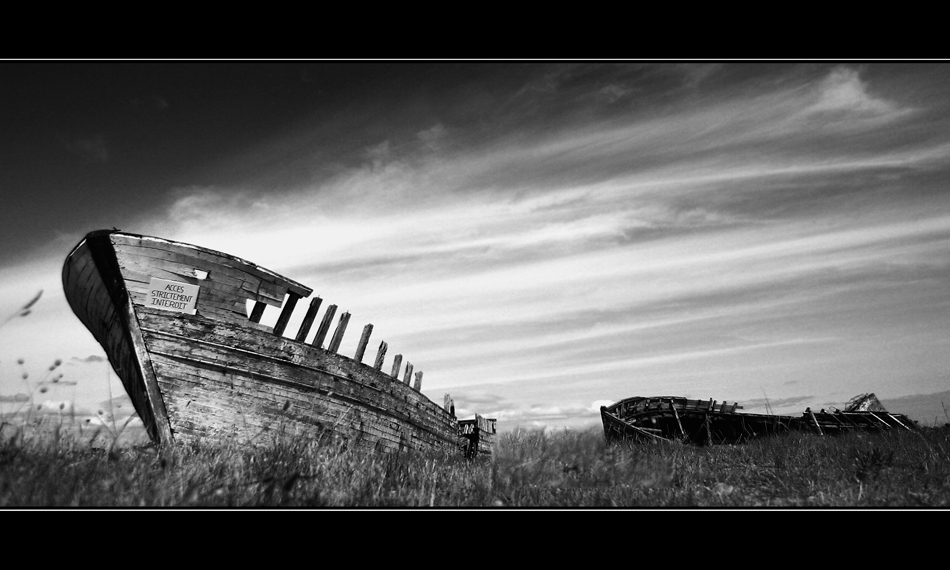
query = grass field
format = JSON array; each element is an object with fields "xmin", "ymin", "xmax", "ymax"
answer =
[{"xmin": 1, "ymin": 415, "xmax": 948, "ymax": 508}]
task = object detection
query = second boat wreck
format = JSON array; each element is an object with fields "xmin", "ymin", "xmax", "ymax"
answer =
[
  {"xmin": 601, "ymin": 393, "xmax": 916, "ymax": 446},
  {"xmin": 62, "ymin": 229, "xmax": 496, "ymax": 456}
]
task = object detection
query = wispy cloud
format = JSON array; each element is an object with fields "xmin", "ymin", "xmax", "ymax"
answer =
[
  {"xmin": 137, "ymin": 69, "xmax": 949, "ymax": 421},
  {"xmin": 6, "ymin": 64, "xmax": 948, "ymax": 430}
]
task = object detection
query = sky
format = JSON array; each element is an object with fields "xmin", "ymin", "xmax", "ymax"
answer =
[{"xmin": 1, "ymin": 61, "xmax": 949, "ymax": 433}]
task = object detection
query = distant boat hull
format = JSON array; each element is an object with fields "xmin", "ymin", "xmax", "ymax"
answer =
[
  {"xmin": 62, "ymin": 230, "xmax": 495, "ymax": 454},
  {"xmin": 601, "ymin": 395, "xmax": 915, "ymax": 445}
]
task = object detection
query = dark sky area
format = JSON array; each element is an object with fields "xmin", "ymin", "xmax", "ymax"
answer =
[{"xmin": 2, "ymin": 61, "xmax": 949, "ymax": 429}]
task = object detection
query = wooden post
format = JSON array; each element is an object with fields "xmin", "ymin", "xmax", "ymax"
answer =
[
  {"xmin": 413, "ymin": 371, "xmax": 423, "ymax": 391},
  {"xmin": 312, "ymin": 304, "xmax": 337, "ymax": 349},
  {"xmin": 272, "ymin": 292, "xmax": 301, "ymax": 337},
  {"xmin": 403, "ymin": 362, "xmax": 414, "ymax": 384},
  {"xmin": 355, "ymin": 323, "xmax": 373, "ymax": 363},
  {"xmin": 373, "ymin": 341, "xmax": 388, "ymax": 371},
  {"xmin": 249, "ymin": 301, "xmax": 267, "ymax": 323},
  {"xmin": 295, "ymin": 297, "xmax": 322, "ymax": 342},
  {"xmin": 328, "ymin": 311, "xmax": 351, "ymax": 353},
  {"xmin": 705, "ymin": 413, "xmax": 713, "ymax": 445},
  {"xmin": 390, "ymin": 354, "xmax": 402, "ymax": 379}
]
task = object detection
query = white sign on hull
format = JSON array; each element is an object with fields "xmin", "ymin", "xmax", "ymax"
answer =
[{"xmin": 147, "ymin": 277, "xmax": 199, "ymax": 314}]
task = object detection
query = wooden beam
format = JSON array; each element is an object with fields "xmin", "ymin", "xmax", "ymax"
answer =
[
  {"xmin": 403, "ymin": 362, "xmax": 414, "ymax": 384},
  {"xmin": 885, "ymin": 413, "xmax": 911, "ymax": 430},
  {"xmin": 807, "ymin": 408, "xmax": 824, "ymax": 436},
  {"xmin": 85, "ymin": 233, "xmax": 174, "ymax": 445},
  {"xmin": 272, "ymin": 292, "xmax": 301, "ymax": 337},
  {"xmin": 413, "ymin": 370, "xmax": 423, "ymax": 391},
  {"xmin": 669, "ymin": 400, "xmax": 686, "ymax": 439},
  {"xmin": 373, "ymin": 341, "xmax": 388, "ymax": 371},
  {"xmin": 312, "ymin": 304, "xmax": 337, "ymax": 349},
  {"xmin": 390, "ymin": 354, "xmax": 402, "ymax": 379},
  {"xmin": 868, "ymin": 411, "xmax": 893, "ymax": 429},
  {"xmin": 295, "ymin": 297, "xmax": 323, "ymax": 342},
  {"xmin": 249, "ymin": 301, "xmax": 266, "ymax": 323},
  {"xmin": 355, "ymin": 323, "xmax": 373, "ymax": 363},
  {"xmin": 328, "ymin": 311, "xmax": 351, "ymax": 353}
]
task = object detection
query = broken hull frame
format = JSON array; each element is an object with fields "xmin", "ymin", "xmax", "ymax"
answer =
[{"xmin": 601, "ymin": 396, "xmax": 916, "ymax": 446}]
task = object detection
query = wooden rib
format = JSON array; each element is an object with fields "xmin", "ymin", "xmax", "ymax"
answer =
[
  {"xmin": 390, "ymin": 354, "xmax": 403, "ymax": 379},
  {"xmin": 327, "ymin": 311, "xmax": 351, "ymax": 353},
  {"xmin": 272, "ymin": 292, "xmax": 301, "ymax": 337},
  {"xmin": 249, "ymin": 301, "xmax": 267, "ymax": 323},
  {"xmin": 355, "ymin": 324, "xmax": 373, "ymax": 362},
  {"xmin": 670, "ymin": 399, "xmax": 686, "ymax": 438},
  {"xmin": 885, "ymin": 413, "xmax": 910, "ymax": 430},
  {"xmin": 413, "ymin": 371, "xmax": 423, "ymax": 392},
  {"xmin": 403, "ymin": 362, "xmax": 414, "ymax": 385},
  {"xmin": 808, "ymin": 408, "xmax": 824, "ymax": 435},
  {"xmin": 312, "ymin": 304, "xmax": 337, "ymax": 349},
  {"xmin": 295, "ymin": 297, "xmax": 322, "ymax": 342},
  {"xmin": 374, "ymin": 341, "xmax": 388, "ymax": 371}
]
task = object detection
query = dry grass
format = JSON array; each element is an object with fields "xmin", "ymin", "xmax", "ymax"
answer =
[
  {"xmin": 1, "ymin": 420, "xmax": 948, "ymax": 508},
  {"xmin": 2, "ymin": 292, "xmax": 947, "ymax": 508}
]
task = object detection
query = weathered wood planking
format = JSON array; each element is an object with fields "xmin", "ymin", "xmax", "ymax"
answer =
[
  {"xmin": 150, "ymin": 355, "xmax": 410, "ymax": 450},
  {"xmin": 61, "ymin": 233, "xmax": 170, "ymax": 442},
  {"xmin": 137, "ymin": 308, "xmax": 458, "ymax": 450},
  {"xmin": 63, "ymin": 229, "xmax": 487, "ymax": 455},
  {"xmin": 114, "ymin": 242, "xmax": 290, "ymax": 307},
  {"xmin": 110, "ymin": 234, "xmax": 311, "ymax": 297}
]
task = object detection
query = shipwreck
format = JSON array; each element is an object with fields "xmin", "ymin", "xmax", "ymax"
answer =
[
  {"xmin": 62, "ymin": 229, "xmax": 496, "ymax": 455},
  {"xmin": 601, "ymin": 393, "xmax": 916, "ymax": 446}
]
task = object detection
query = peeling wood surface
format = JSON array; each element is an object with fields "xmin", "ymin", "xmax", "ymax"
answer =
[
  {"xmin": 137, "ymin": 309, "xmax": 458, "ymax": 451},
  {"xmin": 110, "ymin": 233, "xmax": 312, "ymax": 297}
]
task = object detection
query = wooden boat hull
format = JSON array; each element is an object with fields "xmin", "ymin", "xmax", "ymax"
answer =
[
  {"xmin": 62, "ymin": 229, "xmax": 493, "ymax": 454},
  {"xmin": 601, "ymin": 395, "xmax": 915, "ymax": 446}
]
